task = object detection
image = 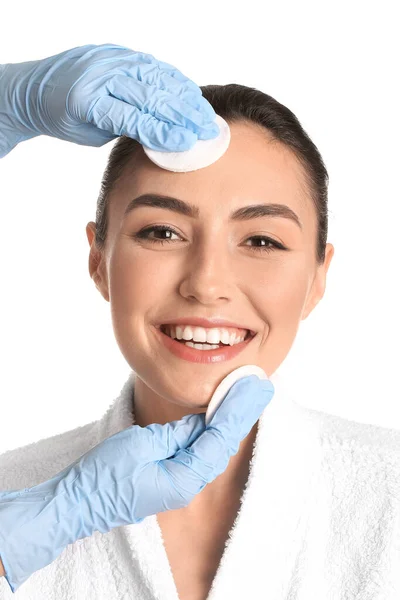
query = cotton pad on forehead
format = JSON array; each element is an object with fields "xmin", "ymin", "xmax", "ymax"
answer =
[
  {"xmin": 142, "ymin": 114, "xmax": 231, "ymax": 173},
  {"xmin": 204, "ymin": 365, "xmax": 269, "ymax": 427}
]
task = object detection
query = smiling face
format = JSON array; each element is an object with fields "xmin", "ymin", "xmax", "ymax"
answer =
[{"xmin": 86, "ymin": 120, "xmax": 334, "ymax": 420}]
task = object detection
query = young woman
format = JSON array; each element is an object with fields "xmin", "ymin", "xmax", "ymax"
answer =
[{"xmin": 1, "ymin": 44, "xmax": 399, "ymax": 600}]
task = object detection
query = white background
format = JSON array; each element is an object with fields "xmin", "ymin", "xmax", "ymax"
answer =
[{"xmin": 0, "ymin": 0, "xmax": 398, "ymax": 453}]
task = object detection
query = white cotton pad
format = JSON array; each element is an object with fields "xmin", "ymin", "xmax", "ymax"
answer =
[
  {"xmin": 142, "ymin": 114, "xmax": 231, "ymax": 173},
  {"xmin": 204, "ymin": 365, "xmax": 269, "ymax": 427}
]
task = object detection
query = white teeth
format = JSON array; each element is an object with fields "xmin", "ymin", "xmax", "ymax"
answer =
[
  {"xmin": 185, "ymin": 342, "xmax": 220, "ymax": 350},
  {"xmin": 230, "ymin": 332, "xmax": 238, "ymax": 346},
  {"xmin": 206, "ymin": 329, "xmax": 220, "ymax": 344},
  {"xmin": 175, "ymin": 326, "xmax": 185, "ymax": 340},
  {"xmin": 220, "ymin": 330, "xmax": 231, "ymax": 345},
  {"xmin": 181, "ymin": 326, "xmax": 191, "ymax": 341},
  {"xmin": 193, "ymin": 327, "xmax": 207, "ymax": 343},
  {"xmin": 164, "ymin": 325, "xmax": 247, "ymax": 346}
]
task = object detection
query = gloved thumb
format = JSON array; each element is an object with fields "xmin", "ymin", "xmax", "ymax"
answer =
[
  {"xmin": 158, "ymin": 376, "xmax": 274, "ymax": 490},
  {"xmin": 141, "ymin": 412, "xmax": 206, "ymax": 461}
]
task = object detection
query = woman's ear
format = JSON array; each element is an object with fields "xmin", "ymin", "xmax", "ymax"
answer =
[
  {"xmin": 86, "ymin": 222, "xmax": 110, "ymax": 302},
  {"xmin": 301, "ymin": 243, "xmax": 334, "ymax": 320}
]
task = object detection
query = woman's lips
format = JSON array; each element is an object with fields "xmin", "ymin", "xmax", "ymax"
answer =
[{"xmin": 154, "ymin": 326, "xmax": 255, "ymax": 364}]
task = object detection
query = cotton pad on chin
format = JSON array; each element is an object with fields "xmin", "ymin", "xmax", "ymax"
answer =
[
  {"xmin": 204, "ymin": 365, "xmax": 269, "ymax": 427},
  {"xmin": 142, "ymin": 114, "xmax": 231, "ymax": 173}
]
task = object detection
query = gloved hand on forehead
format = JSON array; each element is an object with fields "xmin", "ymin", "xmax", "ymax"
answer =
[{"xmin": 0, "ymin": 43, "xmax": 219, "ymax": 158}]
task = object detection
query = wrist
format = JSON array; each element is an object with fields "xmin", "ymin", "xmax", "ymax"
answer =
[{"xmin": 0, "ymin": 473, "xmax": 82, "ymax": 592}]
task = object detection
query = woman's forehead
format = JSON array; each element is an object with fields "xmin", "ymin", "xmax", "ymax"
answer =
[
  {"xmin": 138, "ymin": 126, "xmax": 304, "ymax": 189},
  {"xmin": 113, "ymin": 121, "xmax": 313, "ymax": 227}
]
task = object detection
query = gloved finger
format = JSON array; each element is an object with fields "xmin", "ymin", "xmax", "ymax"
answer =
[
  {"xmin": 154, "ymin": 93, "xmax": 218, "ymax": 133},
  {"xmin": 71, "ymin": 45, "xmax": 203, "ymax": 102},
  {"xmin": 58, "ymin": 413, "xmax": 206, "ymax": 487},
  {"xmin": 109, "ymin": 54, "xmax": 212, "ymax": 122},
  {"xmin": 146, "ymin": 56, "xmax": 203, "ymax": 94},
  {"xmin": 108, "ymin": 50, "xmax": 203, "ymax": 96},
  {"xmin": 159, "ymin": 377, "xmax": 275, "ymax": 492},
  {"xmin": 103, "ymin": 74, "xmax": 216, "ymax": 129},
  {"xmin": 207, "ymin": 376, "xmax": 275, "ymax": 440},
  {"xmin": 134, "ymin": 413, "xmax": 206, "ymax": 462},
  {"xmin": 87, "ymin": 96, "xmax": 200, "ymax": 151}
]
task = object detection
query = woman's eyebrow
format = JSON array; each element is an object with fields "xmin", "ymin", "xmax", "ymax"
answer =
[{"xmin": 123, "ymin": 193, "xmax": 303, "ymax": 231}]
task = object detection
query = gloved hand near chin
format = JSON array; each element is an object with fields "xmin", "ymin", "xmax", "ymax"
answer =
[
  {"xmin": 0, "ymin": 375, "xmax": 274, "ymax": 593},
  {"xmin": 0, "ymin": 43, "xmax": 219, "ymax": 158}
]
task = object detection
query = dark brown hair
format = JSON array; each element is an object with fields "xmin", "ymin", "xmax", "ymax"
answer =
[{"xmin": 94, "ymin": 83, "xmax": 329, "ymax": 264}]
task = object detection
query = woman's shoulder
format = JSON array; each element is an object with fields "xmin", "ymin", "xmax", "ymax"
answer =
[
  {"xmin": 304, "ymin": 402, "xmax": 400, "ymax": 454},
  {"xmin": 297, "ymin": 401, "xmax": 400, "ymax": 495}
]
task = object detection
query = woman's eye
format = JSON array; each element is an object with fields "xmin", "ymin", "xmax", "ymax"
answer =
[
  {"xmin": 133, "ymin": 225, "xmax": 180, "ymax": 244},
  {"xmin": 133, "ymin": 226, "xmax": 287, "ymax": 254},
  {"xmin": 244, "ymin": 236, "xmax": 286, "ymax": 253}
]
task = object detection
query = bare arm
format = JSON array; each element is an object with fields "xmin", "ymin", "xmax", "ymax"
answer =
[{"xmin": 0, "ymin": 557, "xmax": 4, "ymax": 577}]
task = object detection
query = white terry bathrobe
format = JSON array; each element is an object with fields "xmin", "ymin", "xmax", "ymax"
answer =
[{"xmin": 1, "ymin": 368, "xmax": 400, "ymax": 599}]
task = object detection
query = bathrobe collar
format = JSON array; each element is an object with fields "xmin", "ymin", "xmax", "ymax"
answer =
[{"xmin": 94, "ymin": 368, "xmax": 322, "ymax": 600}]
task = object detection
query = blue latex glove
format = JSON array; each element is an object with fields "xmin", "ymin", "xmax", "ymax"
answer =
[
  {"xmin": 0, "ymin": 375, "xmax": 274, "ymax": 593},
  {"xmin": 0, "ymin": 43, "xmax": 219, "ymax": 159}
]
